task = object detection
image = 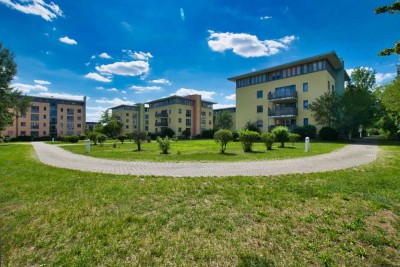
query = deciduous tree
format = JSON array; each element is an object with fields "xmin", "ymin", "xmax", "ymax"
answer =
[
  {"xmin": 214, "ymin": 110, "xmax": 233, "ymax": 130},
  {"xmin": 375, "ymin": 1, "xmax": 400, "ymax": 56}
]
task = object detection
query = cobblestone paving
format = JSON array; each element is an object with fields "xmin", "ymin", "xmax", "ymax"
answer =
[{"xmin": 31, "ymin": 142, "xmax": 378, "ymax": 177}]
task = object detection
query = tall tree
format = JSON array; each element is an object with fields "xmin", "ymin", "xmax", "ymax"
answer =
[
  {"xmin": 0, "ymin": 43, "xmax": 18, "ymax": 131},
  {"xmin": 98, "ymin": 110, "xmax": 123, "ymax": 138},
  {"xmin": 309, "ymin": 90, "xmax": 343, "ymax": 127},
  {"xmin": 350, "ymin": 67, "xmax": 376, "ymax": 91},
  {"xmin": 214, "ymin": 110, "xmax": 233, "ymax": 130},
  {"xmin": 381, "ymin": 78, "xmax": 400, "ymax": 116},
  {"xmin": 375, "ymin": 1, "xmax": 400, "ymax": 56}
]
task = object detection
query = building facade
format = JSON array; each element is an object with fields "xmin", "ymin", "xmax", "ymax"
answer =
[
  {"xmin": 146, "ymin": 94, "xmax": 215, "ymax": 136},
  {"xmin": 229, "ymin": 51, "xmax": 349, "ymax": 132},
  {"xmin": 110, "ymin": 104, "xmax": 149, "ymax": 135},
  {"xmin": 214, "ymin": 107, "xmax": 236, "ymax": 131},
  {"xmin": 2, "ymin": 96, "xmax": 86, "ymax": 138}
]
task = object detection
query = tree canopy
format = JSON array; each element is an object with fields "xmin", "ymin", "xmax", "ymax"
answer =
[
  {"xmin": 214, "ymin": 110, "xmax": 233, "ymax": 130},
  {"xmin": 309, "ymin": 90, "xmax": 343, "ymax": 128},
  {"xmin": 98, "ymin": 110, "xmax": 123, "ymax": 138},
  {"xmin": 375, "ymin": 1, "xmax": 400, "ymax": 56}
]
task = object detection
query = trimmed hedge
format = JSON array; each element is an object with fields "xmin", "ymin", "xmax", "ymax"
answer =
[{"xmin": 319, "ymin": 127, "xmax": 338, "ymax": 141}]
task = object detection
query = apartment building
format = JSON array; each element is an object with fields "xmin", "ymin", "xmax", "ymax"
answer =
[
  {"xmin": 146, "ymin": 94, "xmax": 215, "ymax": 136},
  {"xmin": 228, "ymin": 51, "xmax": 349, "ymax": 132},
  {"xmin": 214, "ymin": 107, "xmax": 236, "ymax": 131},
  {"xmin": 110, "ymin": 104, "xmax": 149, "ymax": 135},
  {"xmin": 2, "ymin": 96, "xmax": 86, "ymax": 138}
]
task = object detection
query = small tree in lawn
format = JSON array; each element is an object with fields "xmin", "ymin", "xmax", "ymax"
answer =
[
  {"xmin": 239, "ymin": 130, "xmax": 260, "ymax": 152},
  {"xmin": 157, "ymin": 136, "xmax": 171, "ymax": 154},
  {"xmin": 214, "ymin": 129, "xmax": 233, "ymax": 154},
  {"xmin": 97, "ymin": 134, "xmax": 107, "ymax": 147},
  {"xmin": 272, "ymin": 126, "xmax": 289, "ymax": 148},
  {"xmin": 88, "ymin": 131, "xmax": 99, "ymax": 145},
  {"xmin": 288, "ymin": 133, "xmax": 300, "ymax": 147},
  {"xmin": 117, "ymin": 135, "xmax": 126, "ymax": 144},
  {"xmin": 261, "ymin": 132, "xmax": 276, "ymax": 150},
  {"xmin": 132, "ymin": 131, "xmax": 147, "ymax": 151}
]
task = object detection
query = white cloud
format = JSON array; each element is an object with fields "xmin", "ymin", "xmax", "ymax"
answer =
[
  {"xmin": 35, "ymin": 92, "xmax": 86, "ymax": 101},
  {"xmin": 12, "ymin": 82, "xmax": 48, "ymax": 93},
  {"xmin": 0, "ymin": 0, "xmax": 63, "ymax": 21},
  {"xmin": 214, "ymin": 104, "xmax": 236, "ymax": 109},
  {"xmin": 59, "ymin": 36, "xmax": 77, "ymax": 45},
  {"xmin": 52, "ymin": 26, "xmax": 56, "ymax": 31},
  {"xmin": 130, "ymin": 85, "xmax": 162, "ymax": 93},
  {"xmin": 107, "ymin": 88, "xmax": 118, "ymax": 92},
  {"xmin": 95, "ymin": 97, "xmax": 135, "ymax": 106},
  {"xmin": 149, "ymin": 78, "xmax": 172, "ymax": 85},
  {"xmin": 85, "ymin": 72, "xmax": 112, "ymax": 83},
  {"xmin": 95, "ymin": 61, "xmax": 150, "ymax": 77},
  {"xmin": 260, "ymin": 16, "xmax": 272, "ymax": 20},
  {"xmin": 99, "ymin": 52, "xmax": 112, "ymax": 59},
  {"xmin": 123, "ymin": 50, "xmax": 153, "ymax": 61},
  {"xmin": 207, "ymin": 30, "xmax": 297, "ymax": 58},
  {"xmin": 34, "ymin": 79, "xmax": 51, "ymax": 85},
  {"xmin": 96, "ymin": 86, "xmax": 104, "ymax": 90},
  {"xmin": 121, "ymin": 90, "xmax": 127, "ymax": 94},
  {"xmin": 90, "ymin": 55, "xmax": 96, "ymax": 59},
  {"xmin": 85, "ymin": 62, "xmax": 90, "ymax": 66},
  {"xmin": 225, "ymin": 94, "xmax": 236, "ymax": 101},
  {"xmin": 180, "ymin": 8, "xmax": 185, "ymax": 21},
  {"xmin": 376, "ymin": 72, "xmax": 396, "ymax": 85},
  {"xmin": 174, "ymin": 88, "xmax": 216, "ymax": 100},
  {"xmin": 121, "ymin": 21, "xmax": 133, "ymax": 32},
  {"xmin": 86, "ymin": 106, "xmax": 107, "ymax": 122}
]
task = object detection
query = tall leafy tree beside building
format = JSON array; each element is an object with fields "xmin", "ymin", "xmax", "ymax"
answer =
[
  {"xmin": 375, "ymin": 1, "xmax": 400, "ymax": 56},
  {"xmin": 214, "ymin": 110, "xmax": 233, "ymax": 130}
]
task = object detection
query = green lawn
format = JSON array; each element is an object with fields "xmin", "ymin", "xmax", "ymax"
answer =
[
  {"xmin": 60, "ymin": 139, "xmax": 346, "ymax": 162},
  {"xmin": 0, "ymin": 142, "xmax": 399, "ymax": 265}
]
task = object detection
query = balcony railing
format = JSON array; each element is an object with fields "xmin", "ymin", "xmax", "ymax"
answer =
[
  {"xmin": 155, "ymin": 112, "xmax": 168, "ymax": 118},
  {"xmin": 268, "ymin": 107, "xmax": 298, "ymax": 118},
  {"xmin": 268, "ymin": 91, "xmax": 297, "ymax": 101},
  {"xmin": 155, "ymin": 121, "xmax": 168, "ymax": 127}
]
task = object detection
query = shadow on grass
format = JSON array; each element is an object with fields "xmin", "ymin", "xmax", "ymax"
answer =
[
  {"xmin": 218, "ymin": 152, "xmax": 238, "ymax": 156},
  {"xmin": 131, "ymin": 149, "xmax": 147, "ymax": 152},
  {"xmin": 238, "ymin": 255, "xmax": 275, "ymax": 267}
]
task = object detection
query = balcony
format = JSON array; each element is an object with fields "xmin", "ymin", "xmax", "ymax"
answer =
[
  {"xmin": 268, "ymin": 91, "xmax": 297, "ymax": 102},
  {"xmin": 268, "ymin": 107, "xmax": 298, "ymax": 118},
  {"xmin": 155, "ymin": 121, "xmax": 168, "ymax": 127},
  {"xmin": 155, "ymin": 111, "xmax": 168, "ymax": 118}
]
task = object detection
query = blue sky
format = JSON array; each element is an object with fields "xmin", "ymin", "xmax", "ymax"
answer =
[{"xmin": 1, "ymin": 0, "xmax": 399, "ymax": 121}]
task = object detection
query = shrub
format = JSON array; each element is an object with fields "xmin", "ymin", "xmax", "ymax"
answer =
[
  {"xmin": 214, "ymin": 129, "xmax": 233, "ymax": 153},
  {"xmin": 239, "ymin": 130, "xmax": 260, "ymax": 152},
  {"xmin": 161, "ymin": 127, "xmax": 175, "ymax": 138},
  {"xmin": 68, "ymin": 135, "xmax": 79, "ymax": 143},
  {"xmin": 117, "ymin": 135, "xmax": 126, "ymax": 144},
  {"xmin": 272, "ymin": 126, "xmax": 289, "ymax": 148},
  {"xmin": 288, "ymin": 133, "xmax": 301, "ymax": 146},
  {"xmin": 146, "ymin": 136, "xmax": 152, "ymax": 143},
  {"xmin": 201, "ymin": 129, "xmax": 216, "ymax": 139},
  {"xmin": 112, "ymin": 142, "xmax": 117, "ymax": 148},
  {"xmin": 182, "ymin": 129, "xmax": 191, "ymax": 138},
  {"xmin": 157, "ymin": 136, "xmax": 171, "ymax": 154},
  {"xmin": 88, "ymin": 132, "xmax": 99, "ymax": 145},
  {"xmin": 319, "ymin": 127, "xmax": 339, "ymax": 141},
  {"xmin": 305, "ymin": 125, "xmax": 317, "ymax": 139},
  {"xmin": 232, "ymin": 131, "xmax": 239, "ymax": 141},
  {"xmin": 148, "ymin": 132, "xmax": 161, "ymax": 141},
  {"xmin": 292, "ymin": 126, "xmax": 307, "ymax": 140},
  {"xmin": 261, "ymin": 132, "xmax": 276, "ymax": 150},
  {"xmin": 97, "ymin": 134, "xmax": 107, "ymax": 147},
  {"xmin": 79, "ymin": 134, "xmax": 87, "ymax": 140},
  {"xmin": 244, "ymin": 121, "xmax": 261, "ymax": 133},
  {"xmin": 132, "ymin": 131, "xmax": 147, "ymax": 151}
]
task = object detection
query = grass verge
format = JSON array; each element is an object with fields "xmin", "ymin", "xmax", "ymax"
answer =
[{"xmin": 0, "ymin": 142, "xmax": 399, "ymax": 266}]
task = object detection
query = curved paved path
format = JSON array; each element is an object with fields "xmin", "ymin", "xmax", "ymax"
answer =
[{"xmin": 31, "ymin": 141, "xmax": 378, "ymax": 177}]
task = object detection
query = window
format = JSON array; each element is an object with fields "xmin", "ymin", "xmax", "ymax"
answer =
[
  {"xmin": 20, "ymin": 131, "xmax": 26, "ymax": 136},
  {"xmin": 31, "ymin": 106, "xmax": 39, "ymax": 113},
  {"xmin": 77, "ymin": 124, "xmax": 81, "ymax": 128},
  {"xmin": 303, "ymin": 83, "xmax": 308, "ymax": 92},
  {"xmin": 60, "ymin": 123, "xmax": 64, "ymax": 128},
  {"xmin": 60, "ymin": 115, "xmax": 64, "ymax": 120},
  {"xmin": 126, "ymin": 113, "xmax": 129, "ymax": 116},
  {"xmin": 257, "ymin": 120, "xmax": 263, "ymax": 128},
  {"xmin": 126, "ymin": 125, "xmax": 129, "ymax": 129},
  {"xmin": 43, "ymin": 131, "xmax": 46, "ymax": 135},
  {"xmin": 257, "ymin": 90, "xmax": 263, "ymax": 98},
  {"xmin": 209, "ymin": 112, "xmax": 212, "ymax": 116},
  {"xmin": 77, "ymin": 116, "xmax": 81, "ymax": 121},
  {"xmin": 178, "ymin": 127, "xmax": 182, "ymax": 133},
  {"xmin": 178, "ymin": 118, "xmax": 182, "ymax": 123},
  {"xmin": 209, "ymin": 120, "xmax": 212, "ymax": 125},
  {"xmin": 43, "ymin": 123, "xmax": 46, "ymax": 127},
  {"xmin": 21, "ymin": 122, "xmax": 26, "ymax": 126},
  {"xmin": 30, "ymin": 131, "xmax": 39, "ymax": 137},
  {"xmin": 67, "ymin": 116, "xmax": 74, "ymax": 122},
  {"xmin": 43, "ymin": 115, "xmax": 47, "ymax": 119},
  {"xmin": 78, "ymin": 109, "xmax": 82, "ymax": 113},
  {"xmin": 186, "ymin": 119, "xmax": 191, "ymax": 126},
  {"xmin": 67, "ymin": 123, "xmax": 74, "ymax": 130},
  {"xmin": 21, "ymin": 113, "xmax": 26, "ymax": 118},
  {"xmin": 31, "ymin": 114, "xmax": 39, "ymax": 121},
  {"xmin": 31, "ymin": 122, "xmax": 39, "ymax": 129},
  {"xmin": 257, "ymin": 105, "xmax": 263, "ymax": 113},
  {"xmin": 303, "ymin": 100, "xmax": 309, "ymax": 109},
  {"xmin": 43, "ymin": 106, "xmax": 47, "ymax": 111},
  {"xmin": 61, "ymin": 108, "xmax": 64, "ymax": 112},
  {"xmin": 304, "ymin": 118, "xmax": 309, "ymax": 126},
  {"xmin": 67, "ymin": 108, "xmax": 74, "ymax": 115},
  {"xmin": 126, "ymin": 119, "xmax": 129, "ymax": 123},
  {"xmin": 178, "ymin": 109, "xmax": 182, "ymax": 114},
  {"xmin": 186, "ymin": 110, "xmax": 191, "ymax": 117}
]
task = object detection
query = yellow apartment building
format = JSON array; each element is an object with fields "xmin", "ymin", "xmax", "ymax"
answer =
[
  {"xmin": 228, "ymin": 51, "xmax": 349, "ymax": 132},
  {"xmin": 2, "ymin": 96, "xmax": 86, "ymax": 138},
  {"xmin": 146, "ymin": 94, "xmax": 215, "ymax": 136},
  {"xmin": 214, "ymin": 107, "xmax": 236, "ymax": 131},
  {"xmin": 110, "ymin": 104, "xmax": 149, "ymax": 135}
]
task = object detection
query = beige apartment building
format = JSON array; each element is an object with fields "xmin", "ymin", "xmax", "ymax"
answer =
[
  {"xmin": 146, "ymin": 94, "xmax": 215, "ymax": 136},
  {"xmin": 228, "ymin": 51, "xmax": 349, "ymax": 132},
  {"xmin": 2, "ymin": 96, "xmax": 86, "ymax": 138},
  {"xmin": 110, "ymin": 104, "xmax": 149, "ymax": 135}
]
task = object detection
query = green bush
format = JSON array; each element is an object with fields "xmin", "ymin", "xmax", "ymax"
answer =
[
  {"xmin": 132, "ymin": 131, "xmax": 147, "ymax": 151},
  {"xmin": 79, "ymin": 134, "xmax": 87, "ymax": 140},
  {"xmin": 319, "ymin": 127, "xmax": 339, "ymax": 141},
  {"xmin": 201, "ymin": 129, "xmax": 216, "ymax": 139},
  {"xmin": 305, "ymin": 125, "xmax": 317, "ymax": 139},
  {"xmin": 272, "ymin": 126, "xmax": 289, "ymax": 148},
  {"xmin": 244, "ymin": 121, "xmax": 261, "ymax": 133},
  {"xmin": 97, "ymin": 134, "xmax": 107, "ymax": 147},
  {"xmin": 239, "ymin": 130, "xmax": 260, "ymax": 152},
  {"xmin": 157, "ymin": 136, "xmax": 171, "ymax": 154},
  {"xmin": 292, "ymin": 126, "xmax": 307, "ymax": 139},
  {"xmin": 117, "ymin": 135, "xmax": 126, "ymax": 144},
  {"xmin": 88, "ymin": 132, "xmax": 99, "ymax": 145},
  {"xmin": 260, "ymin": 132, "xmax": 276, "ymax": 150},
  {"xmin": 232, "ymin": 131, "xmax": 239, "ymax": 141},
  {"xmin": 68, "ymin": 136, "xmax": 79, "ymax": 143},
  {"xmin": 214, "ymin": 129, "xmax": 233, "ymax": 153},
  {"xmin": 161, "ymin": 128, "xmax": 175, "ymax": 138},
  {"xmin": 288, "ymin": 133, "xmax": 301, "ymax": 146}
]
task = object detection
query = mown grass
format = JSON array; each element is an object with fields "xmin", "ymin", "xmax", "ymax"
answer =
[
  {"xmin": 60, "ymin": 139, "xmax": 346, "ymax": 162},
  {"xmin": 1, "ymin": 142, "xmax": 399, "ymax": 266}
]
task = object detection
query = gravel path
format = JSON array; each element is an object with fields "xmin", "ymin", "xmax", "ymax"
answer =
[{"xmin": 31, "ymin": 141, "xmax": 378, "ymax": 177}]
